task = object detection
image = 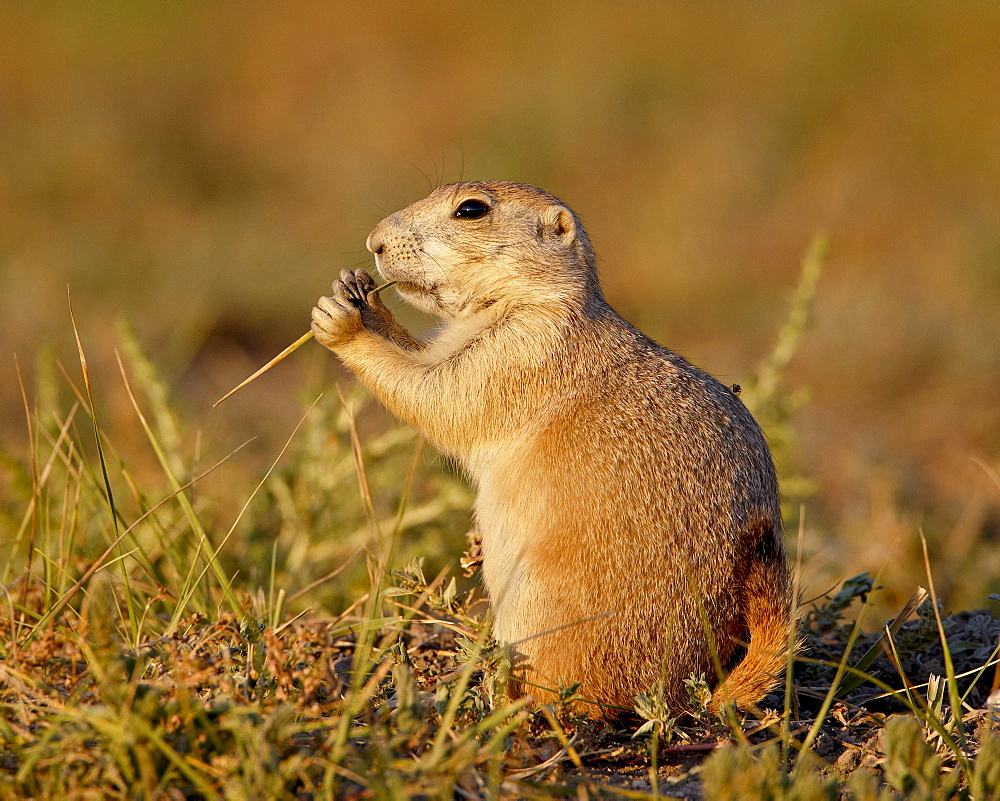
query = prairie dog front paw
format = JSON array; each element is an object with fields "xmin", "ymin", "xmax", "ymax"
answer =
[
  {"xmin": 312, "ymin": 269, "xmax": 399, "ymax": 350},
  {"xmin": 336, "ymin": 268, "xmax": 378, "ymax": 309},
  {"xmin": 311, "ymin": 269, "xmax": 371, "ymax": 349},
  {"xmin": 311, "ymin": 296, "xmax": 360, "ymax": 350}
]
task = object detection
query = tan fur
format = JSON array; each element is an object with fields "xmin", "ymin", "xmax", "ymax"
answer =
[{"xmin": 311, "ymin": 181, "xmax": 794, "ymax": 716}]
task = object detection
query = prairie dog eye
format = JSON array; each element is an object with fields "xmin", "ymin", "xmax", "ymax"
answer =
[{"xmin": 454, "ymin": 198, "xmax": 490, "ymax": 219}]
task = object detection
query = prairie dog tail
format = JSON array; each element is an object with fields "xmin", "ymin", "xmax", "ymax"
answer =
[{"xmin": 709, "ymin": 549, "xmax": 796, "ymax": 713}]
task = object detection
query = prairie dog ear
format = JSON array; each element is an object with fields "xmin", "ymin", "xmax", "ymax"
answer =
[{"xmin": 538, "ymin": 205, "xmax": 577, "ymax": 246}]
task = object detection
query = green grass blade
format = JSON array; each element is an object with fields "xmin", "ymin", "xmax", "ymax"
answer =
[
  {"xmin": 920, "ymin": 530, "xmax": 971, "ymax": 779},
  {"xmin": 835, "ymin": 586, "xmax": 929, "ymax": 697},
  {"xmin": 69, "ymin": 294, "xmax": 138, "ymax": 641}
]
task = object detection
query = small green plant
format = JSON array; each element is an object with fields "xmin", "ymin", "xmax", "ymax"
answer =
[
  {"xmin": 633, "ymin": 680, "xmax": 678, "ymax": 742},
  {"xmin": 804, "ymin": 572, "xmax": 876, "ymax": 637},
  {"xmin": 881, "ymin": 714, "xmax": 960, "ymax": 800}
]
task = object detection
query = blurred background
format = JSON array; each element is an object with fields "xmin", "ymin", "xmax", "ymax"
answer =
[{"xmin": 2, "ymin": 2, "xmax": 998, "ymax": 622}]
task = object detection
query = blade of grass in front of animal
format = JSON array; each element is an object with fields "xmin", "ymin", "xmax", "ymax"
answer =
[
  {"xmin": 920, "ymin": 530, "xmax": 971, "ymax": 772},
  {"xmin": 68, "ymin": 293, "xmax": 120, "ymax": 538},
  {"xmin": 424, "ymin": 624, "xmax": 494, "ymax": 768},
  {"xmin": 794, "ymin": 564, "xmax": 883, "ymax": 764},
  {"xmin": 212, "ymin": 330, "xmax": 314, "ymax": 407},
  {"xmin": 782, "ymin": 505, "xmax": 807, "ymax": 765},
  {"xmin": 68, "ymin": 288, "xmax": 140, "ymax": 641},
  {"xmin": 212, "ymin": 280, "xmax": 397, "ymax": 407},
  {"xmin": 5, "ymin": 399, "xmax": 81, "ymax": 591},
  {"xmin": 11, "ymin": 355, "xmax": 38, "ymax": 594},
  {"xmin": 834, "ymin": 585, "xmax": 929, "ymax": 697}
]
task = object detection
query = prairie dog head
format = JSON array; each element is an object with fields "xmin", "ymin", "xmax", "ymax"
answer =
[{"xmin": 366, "ymin": 181, "xmax": 597, "ymax": 319}]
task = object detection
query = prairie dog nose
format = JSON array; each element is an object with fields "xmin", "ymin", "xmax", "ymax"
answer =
[
  {"xmin": 366, "ymin": 228, "xmax": 384, "ymax": 255},
  {"xmin": 367, "ymin": 213, "xmax": 405, "ymax": 255}
]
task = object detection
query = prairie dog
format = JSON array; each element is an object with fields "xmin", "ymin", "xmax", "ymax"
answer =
[{"xmin": 311, "ymin": 181, "xmax": 793, "ymax": 715}]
